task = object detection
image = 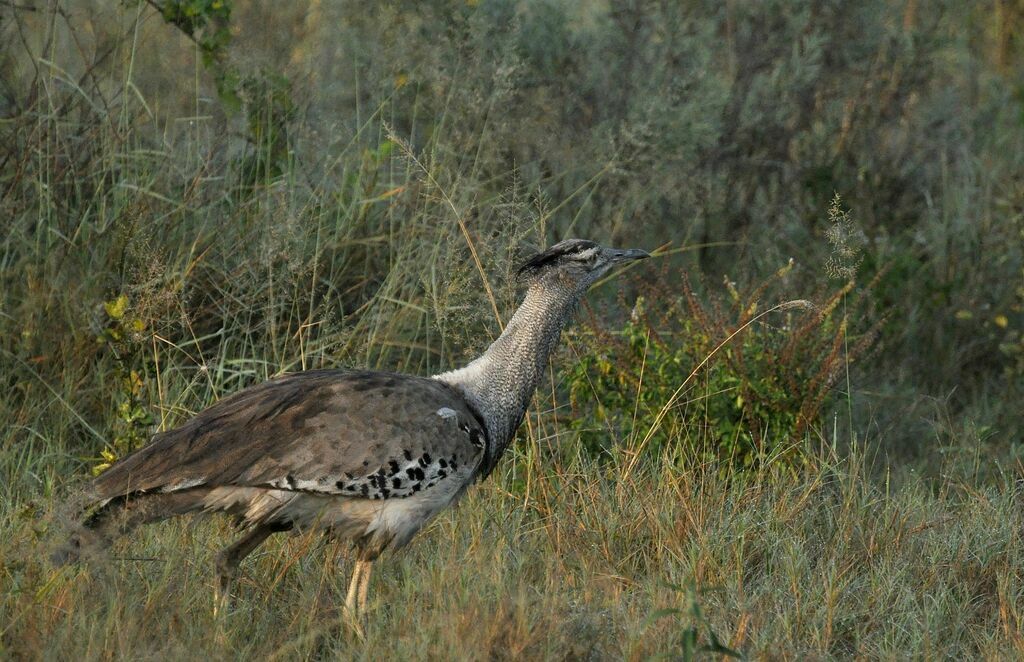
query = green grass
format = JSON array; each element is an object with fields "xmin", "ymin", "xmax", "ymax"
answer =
[{"xmin": 2, "ymin": 0, "xmax": 1023, "ymax": 658}]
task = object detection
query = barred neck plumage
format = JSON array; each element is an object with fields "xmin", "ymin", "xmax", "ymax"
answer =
[{"xmin": 433, "ymin": 279, "xmax": 581, "ymax": 475}]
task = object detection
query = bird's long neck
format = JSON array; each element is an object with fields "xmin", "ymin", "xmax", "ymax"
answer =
[{"xmin": 434, "ymin": 280, "xmax": 581, "ymax": 470}]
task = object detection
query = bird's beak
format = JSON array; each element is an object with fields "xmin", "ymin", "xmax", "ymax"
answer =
[{"xmin": 610, "ymin": 248, "xmax": 651, "ymax": 263}]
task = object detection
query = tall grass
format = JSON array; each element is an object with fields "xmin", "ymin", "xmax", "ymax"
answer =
[
  {"xmin": 3, "ymin": 442, "xmax": 1022, "ymax": 658},
  {"xmin": 1, "ymin": 0, "xmax": 1023, "ymax": 658}
]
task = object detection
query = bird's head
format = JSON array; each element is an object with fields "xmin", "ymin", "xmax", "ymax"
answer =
[{"xmin": 516, "ymin": 238, "xmax": 650, "ymax": 291}]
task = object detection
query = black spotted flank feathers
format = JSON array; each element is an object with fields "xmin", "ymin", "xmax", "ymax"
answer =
[{"xmin": 516, "ymin": 238, "xmax": 598, "ymax": 280}]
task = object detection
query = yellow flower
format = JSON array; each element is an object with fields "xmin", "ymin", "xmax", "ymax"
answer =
[
  {"xmin": 104, "ymin": 294, "xmax": 129, "ymax": 320},
  {"xmin": 994, "ymin": 314, "xmax": 1009, "ymax": 329}
]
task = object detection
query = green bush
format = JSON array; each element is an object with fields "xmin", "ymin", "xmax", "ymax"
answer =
[
  {"xmin": 565, "ymin": 260, "xmax": 882, "ymax": 470},
  {"xmin": 93, "ymin": 295, "xmax": 154, "ymax": 474}
]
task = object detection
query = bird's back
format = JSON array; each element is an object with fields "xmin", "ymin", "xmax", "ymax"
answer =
[{"xmin": 90, "ymin": 370, "xmax": 489, "ymax": 510}]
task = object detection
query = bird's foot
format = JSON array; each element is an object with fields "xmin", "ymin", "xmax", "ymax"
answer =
[
  {"xmin": 213, "ymin": 569, "xmax": 235, "ymax": 619},
  {"xmin": 341, "ymin": 604, "xmax": 366, "ymax": 640}
]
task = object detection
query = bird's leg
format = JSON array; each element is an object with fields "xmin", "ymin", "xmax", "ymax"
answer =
[
  {"xmin": 356, "ymin": 560, "xmax": 373, "ymax": 615},
  {"xmin": 342, "ymin": 559, "xmax": 373, "ymax": 637},
  {"xmin": 344, "ymin": 559, "xmax": 367, "ymax": 615},
  {"xmin": 213, "ymin": 523, "xmax": 279, "ymax": 617}
]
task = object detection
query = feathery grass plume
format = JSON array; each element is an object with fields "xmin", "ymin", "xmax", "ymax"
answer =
[{"xmin": 824, "ymin": 193, "xmax": 866, "ymax": 281}]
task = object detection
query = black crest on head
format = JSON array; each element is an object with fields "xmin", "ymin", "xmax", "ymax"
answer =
[{"xmin": 516, "ymin": 239, "xmax": 599, "ymax": 280}]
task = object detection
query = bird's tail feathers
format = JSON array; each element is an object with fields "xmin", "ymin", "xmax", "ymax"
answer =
[
  {"xmin": 49, "ymin": 488, "xmax": 113, "ymax": 567},
  {"xmin": 50, "ymin": 489, "xmax": 208, "ymax": 567}
]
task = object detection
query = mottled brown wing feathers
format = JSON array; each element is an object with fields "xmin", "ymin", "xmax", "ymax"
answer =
[{"xmin": 90, "ymin": 370, "xmax": 488, "ymax": 501}]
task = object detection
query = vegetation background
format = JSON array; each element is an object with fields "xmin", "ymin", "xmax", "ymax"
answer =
[{"xmin": 1, "ymin": 0, "xmax": 1022, "ymax": 658}]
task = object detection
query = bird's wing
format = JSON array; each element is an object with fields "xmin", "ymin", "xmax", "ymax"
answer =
[{"xmin": 90, "ymin": 370, "xmax": 488, "ymax": 501}]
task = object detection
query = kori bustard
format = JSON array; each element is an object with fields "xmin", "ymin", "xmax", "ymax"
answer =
[{"xmin": 56, "ymin": 239, "xmax": 650, "ymax": 622}]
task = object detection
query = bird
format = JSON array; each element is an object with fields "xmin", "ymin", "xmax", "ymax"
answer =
[{"xmin": 55, "ymin": 238, "xmax": 650, "ymax": 624}]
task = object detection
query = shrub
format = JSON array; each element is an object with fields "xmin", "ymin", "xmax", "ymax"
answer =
[
  {"xmin": 564, "ymin": 261, "xmax": 883, "ymax": 470},
  {"xmin": 93, "ymin": 295, "xmax": 155, "ymax": 474}
]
